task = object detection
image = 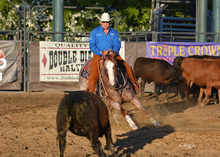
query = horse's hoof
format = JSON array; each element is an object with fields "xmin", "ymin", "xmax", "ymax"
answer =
[
  {"xmin": 150, "ymin": 118, "xmax": 163, "ymax": 128},
  {"xmin": 155, "ymin": 123, "xmax": 163, "ymax": 128},
  {"xmin": 131, "ymin": 125, "xmax": 138, "ymax": 130},
  {"xmin": 165, "ymin": 100, "xmax": 168, "ymax": 103}
]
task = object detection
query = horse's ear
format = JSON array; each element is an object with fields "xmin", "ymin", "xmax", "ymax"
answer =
[{"xmin": 113, "ymin": 51, "xmax": 116, "ymax": 57}]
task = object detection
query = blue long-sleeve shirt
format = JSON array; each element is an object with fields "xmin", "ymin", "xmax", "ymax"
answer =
[{"xmin": 89, "ymin": 26, "xmax": 121, "ymax": 56}]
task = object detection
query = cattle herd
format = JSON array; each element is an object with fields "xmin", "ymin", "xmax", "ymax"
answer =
[
  {"xmin": 173, "ymin": 55, "xmax": 220, "ymax": 106},
  {"xmin": 134, "ymin": 55, "xmax": 220, "ymax": 106},
  {"xmin": 56, "ymin": 55, "xmax": 219, "ymax": 157}
]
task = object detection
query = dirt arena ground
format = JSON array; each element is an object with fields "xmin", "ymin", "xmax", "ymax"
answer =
[{"xmin": 0, "ymin": 90, "xmax": 220, "ymax": 157}]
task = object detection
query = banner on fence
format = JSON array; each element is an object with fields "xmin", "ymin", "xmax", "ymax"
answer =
[
  {"xmin": 146, "ymin": 42, "xmax": 220, "ymax": 65},
  {"xmin": 39, "ymin": 41, "xmax": 125, "ymax": 82},
  {"xmin": 0, "ymin": 41, "xmax": 17, "ymax": 85}
]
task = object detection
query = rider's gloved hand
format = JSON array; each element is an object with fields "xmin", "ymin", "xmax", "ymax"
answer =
[
  {"xmin": 102, "ymin": 50, "xmax": 108, "ymax": 56},
  {"xmin": 108, "ymin": 51, "xmax": 114, "ymax": 55}
]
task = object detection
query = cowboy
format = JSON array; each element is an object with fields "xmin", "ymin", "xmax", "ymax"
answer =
[{"xmin": 89, "ymin": 12, "xmax": 140, "ymax": 93}]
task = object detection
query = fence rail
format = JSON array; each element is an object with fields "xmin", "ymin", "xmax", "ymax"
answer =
[{"xmin": 24, "ymin": 30, "xmax": 220, "ymax": 42}]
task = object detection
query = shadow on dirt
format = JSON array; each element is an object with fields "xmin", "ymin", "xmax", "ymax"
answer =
[{"xmin": 113, "ymin": 125, "xmax": 174, "ymax": 156}]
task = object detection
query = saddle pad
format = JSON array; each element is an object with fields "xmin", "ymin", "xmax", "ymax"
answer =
[
  {"xmin": 80, "ymin": 58, "xmax": 105, "ymax": 80},
  {"xmin": 81, "ymin": 69, "xmax": 90, "ymax": 80},
  {"xmin": 80, "ymin": 59, "xmax": 92, "ymax": 80}
]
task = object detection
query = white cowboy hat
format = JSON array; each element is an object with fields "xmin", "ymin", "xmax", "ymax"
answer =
[{"xmin": 97, "ymin": 12, "xmax": 113, "ymax": 22}]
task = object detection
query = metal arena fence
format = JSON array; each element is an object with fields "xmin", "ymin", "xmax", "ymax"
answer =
[
  {"xmin": 1, "ymin": 29, "xmax": 220, "ymax": 93},
  {"xmin": 1, "ymin": 2, "xmax": 219, "ymax": 92}
]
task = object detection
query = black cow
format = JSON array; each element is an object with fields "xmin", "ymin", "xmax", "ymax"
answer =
[
  {"xmin": 56, "ymin": 91, "xmax": 117, "ymax": 157},
  {"xmin": 173, "ymin": 56, "xmax": 185, "ymax": 73},
  {"xmin": 134, "ymin": 57, "xmax": 181, "ymax": 102}
]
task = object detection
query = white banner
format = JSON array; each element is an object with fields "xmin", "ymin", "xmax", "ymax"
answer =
[
  {"xmin": 40, "ymin": 41, "xmax": 92, "ymax": 82},
  {"xmin": 39, "ymin": 41, "xmax": 125, "ymax": 82}
]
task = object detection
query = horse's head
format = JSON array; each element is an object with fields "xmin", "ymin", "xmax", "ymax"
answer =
[{"xmin": 103, "ymin": 52, "xmax": 117, "ymax": 87}]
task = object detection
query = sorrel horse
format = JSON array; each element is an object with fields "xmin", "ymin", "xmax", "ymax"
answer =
[{"xmin": 79, "ymin": 52, "xmax": 161, "ymax": 130}]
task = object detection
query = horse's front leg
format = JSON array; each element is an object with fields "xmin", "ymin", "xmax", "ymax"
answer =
[
  {"xmin": 130, "ymin": 96, "xmax": 162, "ymax": 128},
  {"xmin": 108, "ymin": 99, "xmax": 138, "ymax": 130}
]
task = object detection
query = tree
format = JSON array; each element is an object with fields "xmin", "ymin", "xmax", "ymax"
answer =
[
  {"xmin": 0, "ymin": 0, "xmax": 153, "ymax": 34},
  {"xmin": 111, "ymin": 0, "xmax": 151, "ymax": 31},
  {"xmin": 0, "ymin": 0, "xmax": 22, "ymax": 35}
]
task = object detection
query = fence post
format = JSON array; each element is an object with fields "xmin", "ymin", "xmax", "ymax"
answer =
[
  {"xmin": 212, "ymin": 0, "xmax": 220, "ymax": 42},
  {"xmin": 198, "ymin": 0, "xmax": 208, "ymax": 42},
  {"xmin": 53, "ymin": 0, "xmax": 64, "ymax": 42}
]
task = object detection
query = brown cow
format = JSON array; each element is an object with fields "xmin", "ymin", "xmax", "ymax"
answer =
[
  {"xmin": 197, "ymin": 58, "xmax": 220, "ymax": 105},
  {"xmin": 181, "ymin": 58, "xmax": 220, "ymax": 106},
  {"xmin": 56, "ymin": 91, "xmax": 117, "ymax": 157},
  {"xmin": 174, "ymin": 55, "xmax": 220, "ymax": 104}
]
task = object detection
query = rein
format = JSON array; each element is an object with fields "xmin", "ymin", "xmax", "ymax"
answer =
[{"xmin": 98, "ymin": 61, "xmax": 108, "ymax": 100}]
